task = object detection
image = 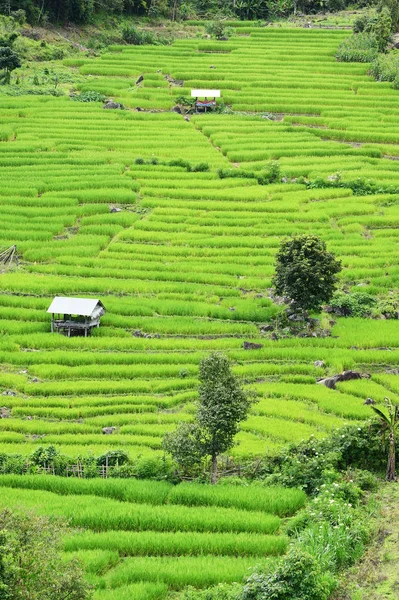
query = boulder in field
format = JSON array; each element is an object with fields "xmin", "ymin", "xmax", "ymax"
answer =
[{"xmin": 317, "ymin": 370, "xmax": 367, "ymax": 390}]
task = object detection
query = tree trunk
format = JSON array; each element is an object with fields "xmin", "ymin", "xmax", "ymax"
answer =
[
  {"xmin": 210, "ymin": 454, "xmax": 218, "ymax": 485},
  {"xmin": 386, "ymin": 432, "xmax": 396, "ymax": 481}
]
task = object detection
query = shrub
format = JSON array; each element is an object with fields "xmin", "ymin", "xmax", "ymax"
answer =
[
  {"xmin": 132, "ymin": 455, "xmax": 172, "ymax": 480},
  {"xmin": 258, "ymin": 160, "xmax": 281, "ymax": 185},
  {"xmin": 174, "ymin": 95, "xmax": 195, "ymax": 108},
  {"xmin": 0, "ymin": 509, "xmax": 91, "ymax": 600},
  {"xmin": 193, "ymin": 162, "xmax": 210, "ymax": 172},
  {"xmin": 97, "ymin": 450, "xmax": 129, "ymax": 467},
  {"xmin": 376, "ymin": 292, "xmax": 399, "ymax": 318},
  {"xmin": 243, "ymin": 549, "xmax": 333, "ymax": 600},
  {"xmin": 328, "ymin": 291, "xmax": 376, "ymax": 317},
  {"xmin": 169, "ymin": 158, "xmax": 192, "ymax": 171},
  {"xmin": 370, "ymin": 50, "xmax": 399, "ymax": 81},
  {"xmin": 351, "ymin": 8, "xmax": 392, "ymax": 52},
  {"xmin": 353, "ymin": 14, "xmax": 369, "ymax": 33},
  {"xmin": 262, "ymin": 425, "xmax": 386, "ymax": 494},
  {"xmin": 296, "ymin": 488, "xmax": 370, "ymax": 572},
  {"xmin": 218, "ymin": 168, "xmax": 255, "ymax": 180},
  {"xmin": 121, "ymin": 25, "xmax": 170, "ymax": 46},
  {"xmin": 71, "ymin": 90, "xmax": 107, "ymax": 103},
  {"xmin": 205, "ymin": 21, "xmax": 228, "ymax": 40},
  {"xmin": 121, "ymin": 25, "xmax": 156, "ymax": 45},
  {"xmin": 335, "ymin": 33, "xmax": 378, "ymax": 63}
]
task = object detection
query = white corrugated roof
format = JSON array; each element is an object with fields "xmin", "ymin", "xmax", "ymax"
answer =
[
  {"xmin": 191, "ymin": 89, "xmax": 221, "ymax": 97},
  {"xmin": 47, "ymin": 297, "xmax": 104, "ymax": 317}
]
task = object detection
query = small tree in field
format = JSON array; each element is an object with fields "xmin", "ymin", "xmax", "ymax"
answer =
[
  {"xmin": 272, "ymin": 234, "xmax": 342, "ymax": 311},
  {"xmin": 0, "ymin": 46, "xmax": 21, "ymax": 84},
  {"xmin": 163, "ymin": 353, "xmax": 254, "ymax": 483},
  {"xmin": 162, "ymin": 422, "xmax": 205, "ymax": 477},
  {"xmin": 198, "ymin": 352, "xmax": 254, "ymax": 484},
  {"xmin": 0, "ymin": 509, "xmax": 92, "ymax": 599},
  {"xmin": 371, "ymin": 398, "xmax": 399, "ymax": 481}
]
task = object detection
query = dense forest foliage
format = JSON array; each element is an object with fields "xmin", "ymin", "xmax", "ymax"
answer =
[{"xmin": 0, "ymin": 0, "xmax": 374, "ymax": 24}]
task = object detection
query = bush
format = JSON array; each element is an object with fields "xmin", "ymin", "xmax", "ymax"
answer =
[
  {"xmin": 258, "ymin": 160, "xmax": 280, "ymax": 184},
  {"xmin": 0, "ymin": 509, "xmax": 91, "ymax": 600},
  {"xmin": 243, "ymin": 549, "xmax": 333, "ymax": 600},
  {"xmin": 121, "ymin": 25, "xmax": 170, "ymax": 46},
  {"xmin": 335, "ymin": 33, "xmax": 378, "ymax": 63},
  {"xmin": 193, "ymin": 162, "xmax": 210, "ymax": 172},
  {"xmin": 218, "ymin": 168, "xmax": 255, "ymax": 180},
  {"xmin": 262, "ymin": 424, "xmax": 386, "ymax": 494},
  {"xmin": 169, "ymin": 158, "xmax": 192, "ymax": 171},
  {"xmin": 97, "ymin": 449, "xmax": 129, "ymax": 467},
  {"xmin": 353, "ymin": 14, "xmax": 369, "ymax": 32},
  {"xmin": 132, "ymin": 455, "xmax": 172, "ymax": 479},
  {"xmin": 328, "ymin": 291, "xmax": 376, "ymax": 317},
  {"xmin": 121, "ymin": 24, "xmax": 156, "ymax": 45},
  {"xmin": 205, "ymin": 20, "xmax": 228, "ymax": 40},
  {"xmin": 367, "ymin": 7, "xmax": 392, "ymax": 51},
  {"xmin": 296, "ymin": 487, "xmax": 370, "ymax": 572},
  {"xmin": 376, "ymin": 292, "xmax": 399, "ymax": 318},
  {"xmin": 175, "ymin": 95, "xmax": 195, "ymax": 107},
  {"xmin": 370, "ymin": 50, "xmax": 399, "ymax": 81},
  {"xmin": 71, "ymin": 90, "xmax": 107, "ymax": 103},
  {"xmin": 351, "ymin": 8, "xmax": 392, "ymax": 52}
]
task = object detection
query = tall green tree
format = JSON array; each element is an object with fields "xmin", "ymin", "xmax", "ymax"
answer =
[
  {"xmin": 371, "ymin": 398, "xmax": 399, "ymax": 481},
  {"xmin": 272, "ymin": 234, "xmax": 342, "ymax": 311},
  {"xmin": 198, "ymin": 352, "xmax": 254, "ymax": 483},
  {"xmin": 163, "ymin": 352, "xmax": 254, "ymax": 483}
]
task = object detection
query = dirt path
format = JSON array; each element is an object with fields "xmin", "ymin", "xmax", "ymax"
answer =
[{"xmin": 337, "ymin": 482, "xmax": 399, "ymax": 599}]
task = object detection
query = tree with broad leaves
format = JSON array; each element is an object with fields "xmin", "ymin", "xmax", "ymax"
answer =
[
  {"xmin": 371, "ymin": 397, "xmax": 399, "ymax": 481},
  {"xmin": 163, "ymin": 352, "xmax": 255, "ymax": 483},
  {"xmin": 272, "ymin": 234, "xmax": 342, "ymax": 311},
  {"xmin": 0, "ymin": 46, "xmax": 20, "ymax": 84}
]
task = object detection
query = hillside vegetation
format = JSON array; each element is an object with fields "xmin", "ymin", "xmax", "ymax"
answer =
[{"xmin": 0, "ymin": 10, "xmax": 399, "ymax": 599}]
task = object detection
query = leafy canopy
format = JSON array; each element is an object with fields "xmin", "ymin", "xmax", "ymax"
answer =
[
  {"xmin": 243, "ymin": 549, "xmax": 331, "ymax": 600},
  {"xmin": 0, "ymin": 508, "xmax": 92, "ymax": 600},
  {"xmin": 197, "ymin": 352, "xmax": 253, "ymax": 459},
  {"xmin": 273, "ymin": 234, "xmax": 342, "ymax": 311},
  {"xmin": 0, "ymin": 46, "xmax": 20, "ymax": 83},
  {"xmin": 163, "ymin": 353, "xmax": 254, "ymax": 480}
]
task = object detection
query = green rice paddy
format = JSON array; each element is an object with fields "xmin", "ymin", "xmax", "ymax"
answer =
[{"xmin": 1, "ymin": 22, "xmax": 399, "ymax": 598}]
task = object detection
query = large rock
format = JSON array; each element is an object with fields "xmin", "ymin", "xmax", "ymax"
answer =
[
  {"xmin": 317, "ymin": 370, "xmax": 367, "ymax": 390},
  {"xmin": 103, "ymin": 101, "xmax": 123, "ymax": 110},
  {"xmin": 102, "ymin": 427, "xmax": 117, "ymax": 435},
  {"xmin": 243, "ymin": 341, "xmax": 263, "ymax": 350},
  {"xmin": 0, "ymin": 407, "xmax": 10, "ymax": 419},
  {"xmin": 314, "ymin": 360, "xmax": 325, "ymax": 368},
  {"xmin": 364, "ymin": 397, "xmax": 376, "ymax": 405}
]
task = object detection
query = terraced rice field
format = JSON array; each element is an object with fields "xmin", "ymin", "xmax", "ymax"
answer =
[
  {"xmin": 1, "ymin": 23, "xmax": 399, "ymax": 595},
  {"xmin": 0, "ymin": 475, "xmax": 305, "ymax": 596}
]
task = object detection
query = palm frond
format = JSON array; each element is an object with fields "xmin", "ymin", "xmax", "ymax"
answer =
[{"xmin": 371, "ymin": 406, "xmax": 390, "ymax": 425}]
